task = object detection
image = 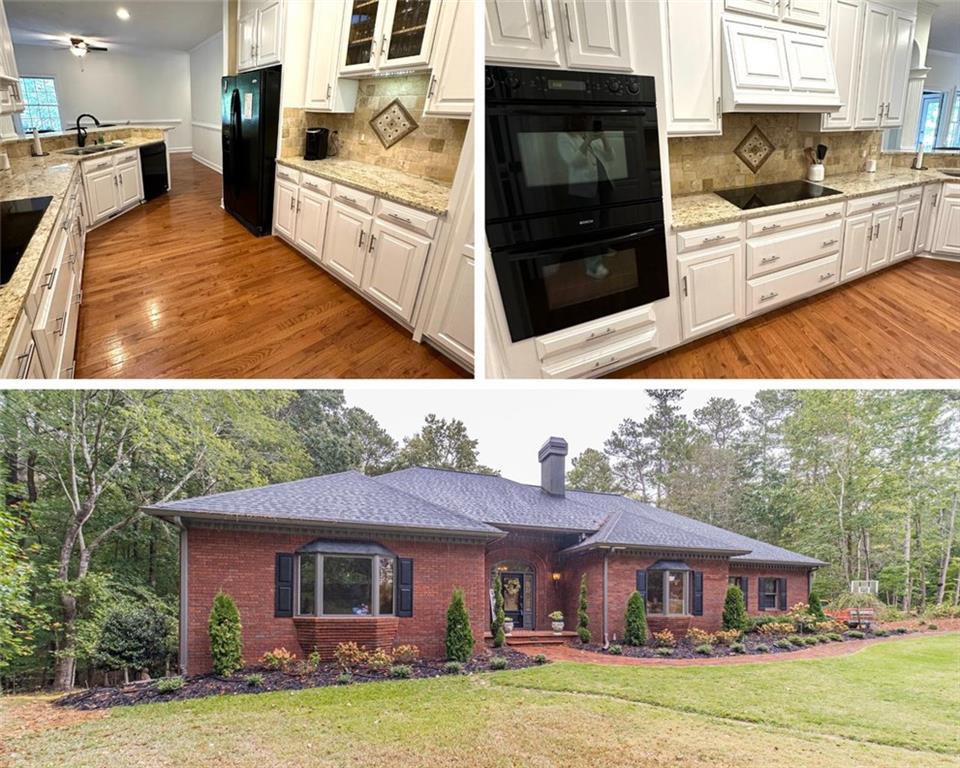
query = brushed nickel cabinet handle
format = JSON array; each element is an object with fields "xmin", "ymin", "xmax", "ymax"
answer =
[
  {"xmin": 358, "ymin": 230, "xmax": 366, "ymax": 248},
  {"xmin": 382, "ymin": 34, "xmax": 388, "ymax": 59},
  {"xmin": 289, "ymin": 196, "xmax": 294, "ymax": 211},
  {"xmin": 55, "ymin": 315, "xmax": 66, "ymax": 336},
  {"xmin": 327, "ymin": 84, "xmax": 332, "ymax": 99},
  {"xmin": 702, "ymin": 234, "xmax": 725, "ymax": 243},
  {"xmin": 538, "ymin": 0, "xmax": 550, "ymax": 39},
  {"xmin": 564, "ymin": 3, "xmax": 574, "ymax": 42},
  {"xmin": 874, "ymin": 222, "xmax": 880, "ymax": 238},
  {"xmin": 592, "ymin": 355, "xmax": 618, "ymax": 371},
  {"xmin": 819, "ymin": 272, "xmax": 835, "ymax": 281},
  {"xmin": 823, "ymin": 210, "xmax": 840, "ymax": 218},
  {"xmin": 761, "ymin": 223, "xmax": 781, "ymax": 231},
  {"xmin": 44, "ymin": 267, "xmax": 57, "ymax": 289},
  {"xmin": 682, "ymin": 275, "xmax": 688, "ymax": 297},
  {"xmin": 296, "ymin": 199, "xmax": 301, "ymax": 214},
  {"xmin": 759, "ymin": 291, "xmax": 779, "ymax": 303},
  {"xmin": 867, "ymin": 225, "xmax": 873, "ymax": 242},
  {"xmin": 587, "ymin": 327, "xmax": 616, "ymax": 341},
  {"xmin": 389, "ymin": 212, "xmax": 413, "ymax": 224},
  {"xmin": 15, "ymin": 346, "xmax": 32, "ymax": 379},
  {"xmin": 428, "ymin": 75, "xmax": 437, "ymax": 98},
  {"xmin": 368, "ymin": 233, "xmax": 376, "ymax": 253},
  {"xmin": 822, "ymin": 239, "xmax": 838, "ymax": 247},
  {"xmin": 871, "ymin": 201, "xmax": 885, "ymax": 207},
  {"xmin": 760, "ymin": 255, "xmax": 780, "ymax": 264},
  {"xmin": 897, "ymin": 216, "xmax": 903, "ymax": 231}
]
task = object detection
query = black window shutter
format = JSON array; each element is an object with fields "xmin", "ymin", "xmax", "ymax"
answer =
[
  {"xmin": 758, "ymin": 578, "xmax": 763, "ymax": 611},
  {"xmin": 692, "ymin": 571, "xmax": 704, "ymax": 616},
  {"xmin": 397, "ymin": 558, "xmax": 414, "ymax": 617},
  {"xmin": 741, "ymin": 577, "xmax": 748, "ymax": 610},
  {"xmin": 275, "ymin": 553, "xmax": 294, "ymax": 618},
  {"xmin": 778, "ymin": 577, "xmax": 787, "ymax": 611},
  {"xmin": 636, "ymin": 570, "xmax": 647, "ymax": 602}
]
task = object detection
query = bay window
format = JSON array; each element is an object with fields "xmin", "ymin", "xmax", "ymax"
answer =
[
  {"xmin": 645, "ymin": 569, "xmax": 689, "ymax": 615},
  {"xmin": 294, "ymin": 543, "xmax": 396, "ymax": 617}
]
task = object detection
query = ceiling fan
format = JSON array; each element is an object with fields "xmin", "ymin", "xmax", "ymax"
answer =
[{"xmin": 68, "ymin": 37, "xmax": 108, "ymax": 57}]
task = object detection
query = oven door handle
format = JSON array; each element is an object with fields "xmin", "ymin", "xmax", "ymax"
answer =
[
  {"xmin": 501, "ymin": 107, "xmax": 646, "ymax": 117},
  {"xmin": 540, "ymin": 228, "xmax": 657, "ymax": 255}
]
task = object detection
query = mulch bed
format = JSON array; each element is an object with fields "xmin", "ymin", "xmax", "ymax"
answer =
[
  {"xmin": 579, "ymin": 627, "xmax": 917, "ymax": 660},
  {"xmin": 54, "ymin": 648, "xmax": 540, "ymax": 711}
]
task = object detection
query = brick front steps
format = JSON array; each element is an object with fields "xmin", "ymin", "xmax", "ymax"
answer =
[{"xmin": 483, "ymin": 630, "xmax": 578, "ymax": 647}]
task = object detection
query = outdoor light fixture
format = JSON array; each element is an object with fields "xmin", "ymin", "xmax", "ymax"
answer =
[
  {"xmin": 551, "ymin": 572, "xmax": 561, "ymax": 582},
  {"xmin": 116, "ymin": 7, "xmax": 130, "ymax": 20}
]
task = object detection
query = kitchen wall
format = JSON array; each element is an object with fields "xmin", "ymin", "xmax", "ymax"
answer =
[
  {"xmin": 189, "ymin": 32, "xmax": 223, "ymax": 172},
  {"xmin": 13, "ymin": 44, "xmax": 193, "ymax": 151},
  {"xmin": 668, "ymin": 114, "xmax": 886, "ymax": 196},
  {"xmin": 280, "ymin": 74, "xmax": 466, "ymax": 185}
]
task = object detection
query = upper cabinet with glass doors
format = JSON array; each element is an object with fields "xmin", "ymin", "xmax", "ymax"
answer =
[{"xmin": 340, "ymin": 0, "xmax": 441, "ymax": 76}]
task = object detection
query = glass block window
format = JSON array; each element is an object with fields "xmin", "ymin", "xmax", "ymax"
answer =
[{"xmin": 18, "ymin": 77, "xmax": 62, "ymax": 133}]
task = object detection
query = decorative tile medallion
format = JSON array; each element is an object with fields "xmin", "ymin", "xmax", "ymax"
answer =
[
  {"xmin": 369, "ymin": 98, "xmax": 419, "ymax": 149},
  {"xmin": 734, "ymin": 125, "xmax": 775, "ymax": 173}
]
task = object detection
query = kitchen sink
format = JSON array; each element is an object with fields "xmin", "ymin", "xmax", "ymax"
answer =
[
  {"xmin": 60, "ymin": 145, "xmax": 113, "ymax": 155},
  {"xmin": 941, "ymin": 169, "xmax": 960, "ymax": 178}
]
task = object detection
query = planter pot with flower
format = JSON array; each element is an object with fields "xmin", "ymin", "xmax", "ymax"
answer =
[
  {"xmin": 549, "ymin": 611, "xmax": 564, "ymax": 633},
  {"xmin": 503, "ymin": 618, "xmax": 514, "ymax": 634}
]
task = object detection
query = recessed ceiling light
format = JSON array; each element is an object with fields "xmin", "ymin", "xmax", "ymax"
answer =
[{"xmin": 116, "ymin": 7, "xmax": 130, "ymax": 20}]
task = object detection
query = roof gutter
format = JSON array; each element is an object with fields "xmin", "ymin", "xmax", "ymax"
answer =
[{"xmin": 560, "ymin": 542, "xmax": 751, "ymax": 558}]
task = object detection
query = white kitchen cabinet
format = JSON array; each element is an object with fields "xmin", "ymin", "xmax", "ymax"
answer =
[
  {"xmin": 304, "ymin": 0, "xmax": 358, "ymax": 112},
  {"xmin": 339, "ymin": 0, "xmax": 440, "ymax": 76},
  {"xmin": 362, "ymin": 220, "xmax": 431, "ymax": 322},
  {"xmin": 237, "ymin": 0, "xmax": 282, "ymax": 71},
  {"xmin": 323, "ymin": 201, "xmax": 373, "ymax": 287},
  {"xmin": 424, "ymin": 0, "xmax": 474, "ymax": 118},
  {"xmin": 256, "ymin": 1, "xmax": 282, "ymax": 65},
  {"xmin": 724, "ymin": 22, "xmax": 792, "ymax": 92},
  {"xmin": 485, "ymin": 0, "xmax": 563, "ymax": 67},
  {"xmin": 892, "ymin": 200, "xmax": 920, "ymax": 262},
  {"xmin": 85, "ymin": 166, "xmax": 120, "ymax": 224},
  {"xmin": 561, "ymin": 0, "xmax": 632, "ymax": 71},
  {"xmin": 841, "ymin": 196, "xmax": 897, "ymax": 278},
  {"xmin": 238, "ymin": 9, "xmax": 258, "ymax": 70},
  {"xmin": 783, "ymin": 31, "xmax": 837, "ymax": 93},
  {"xmin": 677, "ymin": 243, "xmax": 743, "ymax": 339},
  {"xmin": 82, "ymin": 153, "xmax": 143, "ymax": 226},
  {"xmin": 747, "ymin": 252, "xmax": 839, "ymax": 314},
  {"xmin": 0, "ymin": 0, "xmax": 23, "ymax": 115},
  {"xmin": 116, "ymin": 162, "xmax": 141, "ymax": 208},
  {"xmin": 31, "ymin": 229, "xmax": 74, "ymax": 378},
  {"xmin": 841, "ymin": 211, "xmax": 871, "ymax": 281},
  {"xmin": 866, "ymin": 207, "xmax": 895, "ymax": 271},
  {"xmin": 0, "ymin": 313, "xmax": 39, "ymax": 379},
  {"xmin": 274, "ymin": 179, "xmax": 298, "ymax": 241},
  {"xmin": 293, "ymin": 187, "xmax": 329, "ymax": 261},
  {"xmin": 725, "ymin": 0, "xmax": 828, "ymax": 28},
  {"xmin": 661, "ymin": 0, "xmax": 721, "ymax": 136},
  {"xmin": 879, "ymin": 9, "xmax": 914, "ymax": 127},
  {"xmin": 854, "ymin": 2, "xmax": 891, "ymax": 129},
  {"xmin": 821, "ymin": 0, "xmax": 863, "ymax": 130},
  {"xmin": 915, "ymin": 184, "xmax": 939, "ymax": 253},
  {"xmin": 724, "ymin": 0, "xmax": 779, "ymax": 21},
  {"xmin": 932, "ymin": 186, "xmax": 960, "ymax": 257}
]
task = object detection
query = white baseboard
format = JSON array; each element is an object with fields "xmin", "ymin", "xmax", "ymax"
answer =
[
  {"xmin": 917, "ymin": 251, "xmax": 960, "ymax": 263},
  {"xmin": 192, "ymin": 153, "xmax": 223, "ymax": 174},
  {"xmin": 168, "ymin": 146, "xmax": 193, "ymax": 154}
]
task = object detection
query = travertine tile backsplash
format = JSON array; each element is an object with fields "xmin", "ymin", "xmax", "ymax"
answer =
[
  {"xmin": 281, "ymin": 74, "xmax": 466, "ymax": 184},
  {"xmin": 668, "ymin": 114, "xmax": 888, "ymax": 195}
]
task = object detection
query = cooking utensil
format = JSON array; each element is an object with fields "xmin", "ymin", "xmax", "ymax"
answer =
[{"xmin": 816, "ymin": 144, "xmax": 828, "ymax": 163}]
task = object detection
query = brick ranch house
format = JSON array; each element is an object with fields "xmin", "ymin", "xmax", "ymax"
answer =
[{"xmin": 145, "ymin": 438, "xmax": 825, "ymax": 674}]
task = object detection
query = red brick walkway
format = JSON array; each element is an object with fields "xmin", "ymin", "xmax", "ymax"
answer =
[{"xmin": 513, "ymin": 630, "xmax": 957, "ymax": 667}]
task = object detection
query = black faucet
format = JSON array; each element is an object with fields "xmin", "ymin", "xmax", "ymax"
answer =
[{"xmin": 75, "ymin": 113, "xmax": 100, "ymax": 147}]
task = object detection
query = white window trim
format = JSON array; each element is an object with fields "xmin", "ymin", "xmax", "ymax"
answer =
[
  {"xmin": 759, "ymin": 577, "xmax": 780, "ymax": 611},
  {"xmin": 294, "ymin": 553, "xmax": 395, "ymax": 618},
  {"xmin": 649, "ymin": 569, "xmax": 690, "ymax": 617},
  {"xmin": 14, "ymin": 73, "xmax": 64, "ymax": 134}
]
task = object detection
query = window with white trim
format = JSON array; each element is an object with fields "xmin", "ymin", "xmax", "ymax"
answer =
[
  {"xmin": 295, "ymin": 553, "xmax": 395, "ymax": 617},
  {"xmin": 759, "ymin": 577, "xmax": 780, "ymax": 610},
  {"xmin": 18, "ymin": 76, "xmax": 62, "ymax": 133},
  {"xmin": 646, "ymin": 570, "xmax": 689, "ymax": 615}
]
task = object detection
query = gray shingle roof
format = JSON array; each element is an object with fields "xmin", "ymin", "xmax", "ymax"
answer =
[{"xmin": 144, "ymin": 470, "xmax": 500, "ymax": 537}]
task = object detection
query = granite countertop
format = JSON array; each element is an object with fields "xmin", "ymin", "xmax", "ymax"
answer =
[
  {"xmin": 1, "ymin": 123, "xmax": 176, "ymax": 145},
  {"xmin": 276, "ymin": 157, "xmax": 451, "ymax": 216},
  {"xmin": 0, "ymin": 136, "xmax": 167, "ymax": 359},
  {"xmin": 672, "ymin": 168, "xmax": 955, "ymax": 231}
]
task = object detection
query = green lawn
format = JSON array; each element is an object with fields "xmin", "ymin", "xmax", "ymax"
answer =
[{"xmin": 2, "ymin": 635, "xmax": 958, "ymax": 768}]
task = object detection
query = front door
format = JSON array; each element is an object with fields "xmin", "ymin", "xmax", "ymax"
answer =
[{"xmin": 501, "ymin": 572, "xmax": 525, "ymax": 628}]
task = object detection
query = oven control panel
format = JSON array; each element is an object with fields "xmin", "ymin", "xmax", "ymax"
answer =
[{"xmin": 486, "ymin": 66, "xmax": 655, "ymax": 104}]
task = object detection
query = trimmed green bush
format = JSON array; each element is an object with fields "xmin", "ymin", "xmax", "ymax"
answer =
[
  {"xmin": 208, "ymin": 592, "xmax": 243, "ymax": 676},
  {"xmin": 928, "ymin": 624, "xmax": 939, "ymax": 631},
  {"xmin": 336, "ymin": 672, "xmax": 352, "ymax": 685},
  {"xmin": 445, "ymin": 588, "xmax": 474, "ymax": 662},
  {"xmin": 489, "ymin": 656, "xmax": 509, "ymax": 670},
  {"xmin": 533, "ymin": 653, "xmax": 547, "ymax": 665},
  {"xmin": 754, "ymin": 643, "xmax": 770, "ymax": 653},
  {"xmin": 390, "ymin": 664, "xmax": 412, "ymax": 679},
  {"xmin": 96, "ymin": 603, "xmax": 173, "ymax": 681},
  {"xmin": 786, "ymin": 634, "xmax": 804, "ymax": 647},
  {"xmin": 802, "ymin": 636, "xmax": 818, "ymax": 646},
  {"xmin": 873, "ymin": 628, "xmax": 889, "ymax": 637},
  {"xmin": 894, "ymin": 627, "xmax": 908, "ymax": 634},
  {"xmin": 808, "ymin": 592, "xmax": 826, "ymax": 620},
  {"xmin": 654, "ymin": 647, "xmax": 674, "ymax": 657},
  {"xmin": 576, "ymin": 574, "xmax": 591, "ymax": 644},
  {"xmin": 730, "ymin": 642, "xmax": 746, "ymax": 654},
  {"xmin": 443, "ymin": 661, "xmax": 465, "ymax": 674},
  {"xmin": 155, "ymin": 676, "xmax": 184, "ymax": 693},
  {"xmin": 773, "ymin": 639, "xmax": 793, "ymax": 649},
  {"xmin": 244, "ymin": 673, "xmax": 264, "ymax": 687},
  {"xmin": 847, "ymin": 630, "xmax": 865, "ymax": 639},
  {"xmin": 826, "ymin": 632, "xmax": 843, "ymax": 642},
  {"xmin": 492, "ymin": 576, "xmax": 506, "ymax": 648},
  {"xmin": 624, "ymin": 591, "xmax": 647, "ymax": 646},
  {"xmin": 608, "ymin": 644, "xmax": 623, "ymax": 655},
  {"xmin": 722, "ymin": 585, "xmax": 748, "ymax": 632},
  {"xmin": 694, "ymin": 643, "xmax": 713, "ymax": 655}
]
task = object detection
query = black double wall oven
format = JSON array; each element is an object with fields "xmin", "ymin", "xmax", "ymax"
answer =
[{"xmin": 486, "ymin": 66, "xmax": 669, "ymax": 343}]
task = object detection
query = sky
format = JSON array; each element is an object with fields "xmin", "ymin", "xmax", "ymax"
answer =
[{"xmin": 346, "ymin": 386, "xmax": 762, "ymax": 484}]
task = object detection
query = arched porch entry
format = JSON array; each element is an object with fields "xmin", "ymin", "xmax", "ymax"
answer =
[{"xmin": 491, "ymin": 560, "xmax": 536, "ymax": 630}]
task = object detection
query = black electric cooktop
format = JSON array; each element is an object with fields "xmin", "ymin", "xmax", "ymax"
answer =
[
  {"xmin": 1, "ymin": 195, "xmax": 53, "ymax": 285},
  {"xmin": 715, "ymin": 180, "xmax": 842, "ymax": 210}
]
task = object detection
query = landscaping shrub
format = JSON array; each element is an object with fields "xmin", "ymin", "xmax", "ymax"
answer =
[
  {"xmin": 730, "ymin": 642, "xmax": 746, "ymax": 654},
  {"xmin": 814, "ymin": 620, "xmax": 845, "ymax": 634},
  {"xmin": 923, "ymin": 604, "xmax": 960, "ymax": 619},
  {"xmin": 928, "ymin": 624, "xmax": 939, "ymax": 631},
  {"xmin": 443, "ymin": 661, "xmax": 464, "ymax": 674},
  {"xmin": 813, "ymin": 634, "xmax": 829, "ymax": 644},
  {"xmin": 390, "ymin": 664, "xmax": 412, "ymax": 679},
  {"xmin": 336, "ymin": 673, "xmax": 352, "ymax": 685},
  {"xmin": 576, "ymin": 574, "xmax": 591, "ymax": 645},
  {"xmin": 694, "ymin": 644, "xmax": 713, "ymax": 655},
  {"xmin": 757, "ymin": 622, "xmax": 793, "ymax": 638},
  {"xmin": 894, "ymin": 627, "xmax": 908, "ymax": 634},
  {"xmin": 652, "ymin": 629, "xmax": 676, "ymax": 648},
  {"xmin": 155, "ymin": 676, "xmax": 184, "ymax": 693},
  {"xmin": 654, "ymin": 647, "xmax": 674, "ymax": 657},
  {"xmin": 445, "ymin": 589, "xmax": 474, "ymax": 662},
  {"xmin": 533, "ymin": 653, "xmax": 548, "ymax": 665},
  {"xmin": 489, "ymin": 656, "xmax": 509, "ymax": 670},
  {"xmin": 334, "ymin": 641, "xmax": 367, "ymax": 673},
  {"xmin": 826, "ymin": 632, "xmax": 843, "ymax": 642},
  {"xmin": 208, "ymin": 592, "xmax": 243, "ymax": 676},
  {"xmin": 366, "ymin": 648, "xmax": 394, "ymax": 671},
  {"xmin": 873, "ymin": 628, "xmax": 889, "ymax": 637},
  {"xmin": 608, "ymin": 644, "xmax": 623, "ymax": 655},
  {"xmin": 624, "ymin": 591, "xmax": 647, "ymax": 646},
  {"xmin": 847, "ymin": 630, "xmax": 865, "ymax": 639},
  {"xmin": 244, "ymin": 673, "xmax": 264, "ymax": 687},
  {"xmin": 773, "ymin": 639, "xmax": 793, "ymax": 650},
  {"xmin": 549, "ymin": 610, "xmax": 564, "ymax": 624},
  {"xmin": 808, "ymin": 592, "xmax": 826, "ymax": 620},
  {"xmin": 307, "ymin": 651, "xmax": 322, "ymax": 670},
  {"xmin": 686, "ymin": 627, "xmax": 715, "ymax": 646},
  {"xmin": 713, "ymin": 629, "xmax": 740, "ymax": 646},
  {"xmin": 392, "ymin": 644, "xmax": 420, "ymax": 664},
  {"xmin": 95, "ymin": 603, "xmax": 173, "ymax": 682},
  {"xmin": 722, "ymin": 585, "xmax": 747, "ymax": 632},
  {"xmin": 754, "ymin": 643, "xmax": 770, "ymax": 653},
  {"xmin": 786, "ymin": 634, "xmax": 804, "ymax": 647},
  {"xmin": 788, "ymin": 603, "xmax": 817, "ymax": 634},
  {"xmin": 492, "ymin": 577, "xmax": 506, "ymax": 648},
  {"xmin": 801, "ymin": 636, "xmax": 818, "ymax": 646},
  {"xmin": 260, "ymin": 647, "xmax": 296, "ymax": 671}
]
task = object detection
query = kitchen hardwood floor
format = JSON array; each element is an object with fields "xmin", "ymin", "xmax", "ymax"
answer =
[
  {"xmin": 74, "ymin": 155, "xmax": 464, "ymax": 379},
  {"xmin": 612, "ymin": 257, "xmax": 960, "ymax": 379}
]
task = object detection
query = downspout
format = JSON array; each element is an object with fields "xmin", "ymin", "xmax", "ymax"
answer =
[
  {"xmin": 602, "ymin": 550, "xmax": 609, "ymax": 648},
  {"xmin": 170, "ymin": 516, "xmax": 188, "ymax": 676}
]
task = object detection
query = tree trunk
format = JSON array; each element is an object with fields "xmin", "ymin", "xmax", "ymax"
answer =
[
  {"xmin": 937, "ymin": 493, "xmax": 957, "ymax": 604},
  {"xmin": 53, "ymin": 593, "xmax": 78, "ymax": 691},
  {"xmin": 916, "ymin": 513, "xmax": 927, "ymax": 611},
  {"xmin": 903, "ymin": 509, "xmax": 913, "ymax": 612}
]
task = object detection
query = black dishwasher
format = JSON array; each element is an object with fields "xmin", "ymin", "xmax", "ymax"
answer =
[{"xmin": 139, "ymin": 142, "xmax": 169, "ymax": 201}]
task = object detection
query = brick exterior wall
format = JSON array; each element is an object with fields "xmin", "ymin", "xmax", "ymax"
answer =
[
  {"xmin": 185, "ymin": 525, "xmax": 486, "ymax": 674},
  {"xmin": 728, "ymin": 564, "xmax": 812, "ymax": 616}
]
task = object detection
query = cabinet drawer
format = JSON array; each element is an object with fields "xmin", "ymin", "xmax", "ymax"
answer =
[
  {"xmin": 942, "ymin": 183, "xmax": 960, "ymax": 199},
  {"xmin": 746, "ymin": 220, "xmax": 842, "ymax": 278},
  {"xmin": 746, "ymin": 253, "xmax": 840, "ymax": 315},
  {"xmin": 300, "ymin": 172, "xmax": 331, "ymax": 196},
  {"xmin": 83, "ymin": 157, "xmax": 114, "ymax": 174},
  {"xmin": 744, "ymin": 201, "xmax": 844, "ymax": 237},
  {"xmin": 897, "ymin": 186, "xmax": 923, "ymax": 204},
  {"xmin": 0, "ymin": 311, "xmax": 38, "ymax": 379},
  {"xmin": 676, "ymin": 221, "xmax": 740, "ymax": 254},
  {"xmin": 541, "ymin": 328, "xmax": 659, "ymax": 379},
  {"xmin": 846, "ymin": 191, "xmax": 898, "ymax": 215},
  {"xmin": 113, "ymin": 150, "xmax": 138, "ymax": 166},
  {"xmin": 535, "ymin": 306, "xmax": 657, "ymax": 362},
  {"xmin": 376, "ymin": 198, "xmax": 439, "ymax": 238},
  {"xmin": 23, "ymin": 225, "xmax": 67, "ymax": 322},
  {"xmin": 275, "ymin": 165, "xmax": 300, "ymax": 184},
  {"xmin": 333, "ymin": 183, "xmax": 375, "ymax": 213}
]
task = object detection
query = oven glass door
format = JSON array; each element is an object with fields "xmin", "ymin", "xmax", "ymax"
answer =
[
  {"xmin": 487, "ymin": 107, "xmax": 661, "ymax": 221},
  {"xmin": 493, "ymin": 226, "xmax": 669, "ymax": 342}
]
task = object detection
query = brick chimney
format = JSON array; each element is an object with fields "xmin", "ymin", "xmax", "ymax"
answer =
[{"xmin": 538, "ymin": 437, "xmax": 568, "ymax": 496}]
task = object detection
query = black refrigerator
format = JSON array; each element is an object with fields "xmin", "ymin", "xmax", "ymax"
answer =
[{"xmin": 221, "ymin": 65, "xmax": 281, "ymax": 236}]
